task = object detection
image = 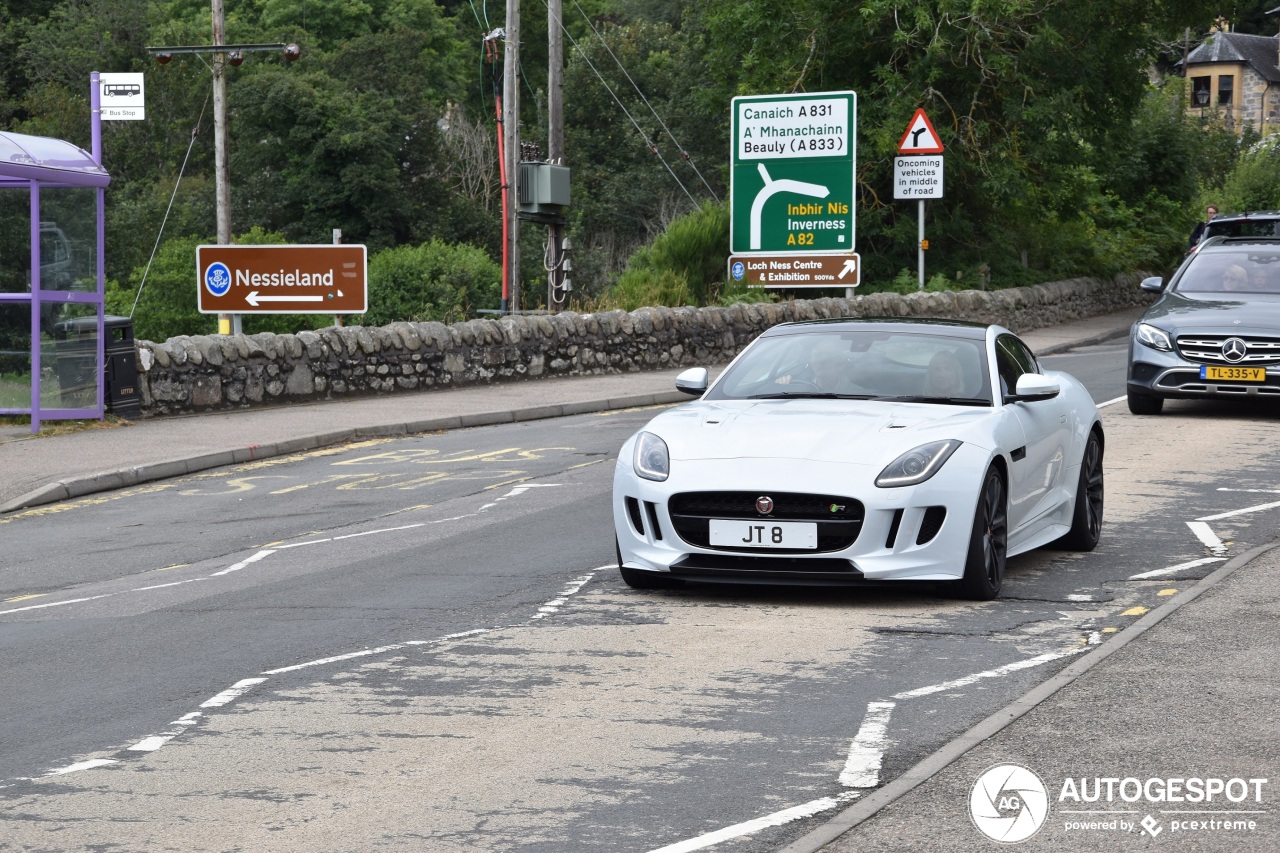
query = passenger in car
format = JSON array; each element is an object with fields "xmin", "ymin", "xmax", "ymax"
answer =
[
  {"xmin": 1248, "ymin": 265, "xmax": 1277, "ymax": 293},
  {"xmin": 1222, "ymin": 264, "xmax": 1250, "ymax": 292},
  {"xmin": 926, "ymin": 350, "xmax": 965, "ymax": 397}
]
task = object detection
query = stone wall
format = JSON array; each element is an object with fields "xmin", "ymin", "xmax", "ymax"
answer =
[{"xmin": 134, "ymin": 274, "xmax": 1152, "ymax": 417}]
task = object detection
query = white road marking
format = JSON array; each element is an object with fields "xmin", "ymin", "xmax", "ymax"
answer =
[
  {"xmin": 531, "ymin": 567, "xmax": 608, "ymax": 620},
  {"xmin": 332, "ymin": 523, "xmax": 425, "ymax": 540},
  {"xmin": 1217, "ymin": 487, "xmax": 1280, "ymax": 494},
  {"xmin": 210, "ymin": 549, "xmax": 276, "ymax": 577},
  {"xmin": 1096, "ymin": 395, "xmax": 1126, "ymax": 408},
  {"xmin": 128, "ymin": 713, "xmax": 203, "ymax": 752},
  {"xmin": 44, "ymin": 758, "xmax": 117, "ymax": 776},
  {"xmin": 646, "ymin": 792, "xmax": 861, "ymax": 853},
  {"xmin": 891, "ymin": 646, "xmax": 1091, "ymax": 700},
  {"xmin": 839, "ymin": 702, "xmax": 895, "ymax": 788},
  {"xmin": 200, "ymin": 677, "xmax": 268, "ymax": 708},
  {"xmin": 132, "ymin": 578, "xmax": 206, "ymax": 592},
  {"xmin": 1186, "ymin": 521, "xmax": 1227, "ymax": 556},
  {"xmin": 1129, "ymin": 557, "xmax": 1225, "ymax": 580},
  {"xmin": 0, "ymin": 594, "xmax": 117, "ymax": 616},
  {"xmin": 1066, "ymin": 594, "xmax": 1095, "ymax": 601},
  {"xmin": 1197, "ymin": 500, "xmax": 1280, "ymax": 522},
  {"xmin": 479, "ymin": 482, "xmax": 561, "ymax": 510},
  {"xmin": 262, "ymin": 643, "xmax": 426, "ymax": 676}
]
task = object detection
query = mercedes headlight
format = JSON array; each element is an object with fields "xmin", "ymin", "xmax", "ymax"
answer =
[
  {"xmin": 1135, "ymin": 323, "xmax": 1173, "ymax": 352},
  {"xmin": 633, "ymin": 431, "xmax": 670, "ymax": 481},
  {"xmin": 876, "ymin": 440, "xmax": 962, "ymax": 488}
]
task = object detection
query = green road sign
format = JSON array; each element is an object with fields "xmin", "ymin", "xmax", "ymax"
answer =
[{"xmin": 730, "ymin": 91, "xmax": 856, "ymax": 254}]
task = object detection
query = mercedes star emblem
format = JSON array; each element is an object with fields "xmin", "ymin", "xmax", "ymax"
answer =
[{"xmin": 1221, "ymin": 337, "xmax": 1248, "ymax": 363}]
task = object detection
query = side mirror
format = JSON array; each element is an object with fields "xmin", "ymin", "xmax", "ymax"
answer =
[
  {"xmin": 675, "ymin": 367, "xmax": 709, "ymax": 396},
  {"xmin": 1008, "ymin": 373, "xmax": 1060, "ymax": 403},
  {"xmin": 1139, "ymin": 276, "xmax": 1165, "ymax": 293}
]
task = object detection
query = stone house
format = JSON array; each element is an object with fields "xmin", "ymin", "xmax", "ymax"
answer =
[{"xmin": 1183, "ymin": 28, "xmax": 1280, "ymax": 135}]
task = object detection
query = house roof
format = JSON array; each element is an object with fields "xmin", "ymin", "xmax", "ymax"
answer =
[{"xmin": 1185, "ymin": 32, "xmax": 1280, "ymax": 84}]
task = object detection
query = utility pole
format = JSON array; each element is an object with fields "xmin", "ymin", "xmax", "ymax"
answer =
[
  {"xmin": 547, "ymin": 0, "xmax": 565, "ymax": 312},
  {"xmin": 504, "ymin": 0, "xmax": 521, "ymax": 313},
  {"xmin": 211, "ymin": 0, "xmax": 237, "ymax": 334}
]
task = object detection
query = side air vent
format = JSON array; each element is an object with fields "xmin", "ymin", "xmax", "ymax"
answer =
[
  {"xmin": 625, "ymin": 497, "xmax": 645, "ymax": 535},
  {"xmin": 885, "ymin": 509, "xmax": 904, "ymax": 549},
  {"xmin": 916, "ymin": 506, "xmax": 947, "ymax": 545}
]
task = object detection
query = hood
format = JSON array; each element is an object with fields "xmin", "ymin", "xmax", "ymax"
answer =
[
  {"xmin": 645, "ymin": 400, "xmax": 996, "ymax": 464},
  {"xmin": 1143, "ymin": 292, "xmax": 1280, "ymax": 335}
]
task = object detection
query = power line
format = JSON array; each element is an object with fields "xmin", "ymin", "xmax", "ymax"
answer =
[
  {"xmin": 568, "ymin": 0, "xmax": 719, "ymax": 202},
  {"xmin": 538, "ymin": 0, "xmax": 698, "ymax": 207},
  {"xmin": 130, "ymin": 97, "xmax": 210, "ymax": 320}
]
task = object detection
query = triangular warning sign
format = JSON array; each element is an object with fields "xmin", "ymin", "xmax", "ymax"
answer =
[{"xmin": 897, "ymin": 108, "xmax": 944, "ymax": 154}]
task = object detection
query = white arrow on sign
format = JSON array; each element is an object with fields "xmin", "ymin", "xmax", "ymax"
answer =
[
  {"xmin": 750, "ymin": 164, "xmax": 829, "ymax": 250},
  {"xmin": 839, "ymin": 259, "xmax": 857, "ymax": 280},
  {"xmin": 245, "ymin": 291, "xmax": 327, "ymax": 307}
]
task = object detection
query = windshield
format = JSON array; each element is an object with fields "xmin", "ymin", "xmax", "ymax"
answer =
[
  {"xmin": 708, "ymin": 330, "xmax": 993, "ymax": 405},
  {"xmin": 1203, "ymin": 219, "xmax": 1280, "ymax": 241},
  {"xmin": 1176, "ymin": 248, "xmax": 1280, "ymax": 294}
]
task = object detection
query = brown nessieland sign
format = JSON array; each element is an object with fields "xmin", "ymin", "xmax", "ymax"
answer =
[{"xmin": 197, "ymin": 244, "xmax": 368, "ymax": 314}]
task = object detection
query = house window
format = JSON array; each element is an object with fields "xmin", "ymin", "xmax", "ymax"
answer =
[
  {"xmin": 1192, "ymin": 76, "xmax": 1211, "ymax": 107},
  {"xmin": 1218, "ymin": 75, "xmax": 1234, "ymax": 106}
]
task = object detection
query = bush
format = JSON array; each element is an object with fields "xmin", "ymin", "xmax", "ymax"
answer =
[
  {"xmin": 596, "ymin": 267, "xmax": 694, "ymax": 312},
  {"xmin": 357, "ymin": 240, "xmax": 501, "ymax": 326},
  {"xmin": 603, "ymin": 200, "xmax": 730, "ymax": 307},
  {"xmin": 1214, "ymin": 135, "xmax": 1280, "ymax": 213}
]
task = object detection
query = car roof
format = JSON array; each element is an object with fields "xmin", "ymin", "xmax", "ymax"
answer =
[
  {"xmin": 761, "ymin": 317, "xmax": 991, "ymax": 340},
  {"xmin": 1208, "ymin": 210, "xmax": 1280, "ymax": 222},
  {"xmin": 1194, "ymin": 235, "xmax": 1280, "ymax": 251}
]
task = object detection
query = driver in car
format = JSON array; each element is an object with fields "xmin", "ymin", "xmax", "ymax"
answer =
[{"xmin": 777, "ymin": 339, "xmax": 865, "ymax": 393}]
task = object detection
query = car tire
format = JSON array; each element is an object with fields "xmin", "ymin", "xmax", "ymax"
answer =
[
  {"xmin": 953, "ymin": 466, "xmax": 1007, "ymax": 601},
  {"xmin": 1053, "ymin": 431, "xmax": 1103, "ymax": 551},
  {"xmin": 1126, "ymin": 390, "xmax": 1163, "ymax": 415}
]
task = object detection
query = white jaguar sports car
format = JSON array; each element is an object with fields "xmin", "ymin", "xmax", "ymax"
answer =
[{"xmin": 613, "ymin": 319, "xmax": 1103, "ymax": 599}]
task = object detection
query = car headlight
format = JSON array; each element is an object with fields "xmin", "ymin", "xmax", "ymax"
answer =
[
  {"xmin": 875, "ymin": 440, "xmax": 962, "ymax": 488},
  {"xmin": 1135, "ymin": 323, "xmax": 1173, "ymax": 352},
  {"xmin": 633, "ymin": 431, "xmax": 670, "ymax": 481}
]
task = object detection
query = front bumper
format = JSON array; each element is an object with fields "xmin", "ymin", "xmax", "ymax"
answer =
[
  {"xmin": 613, "ymin": 447, "xmax": 991, "ymax": 585},
  {"xmin": 1127, "ymin": 339, "xmax": 1280, "ymax": 400}
]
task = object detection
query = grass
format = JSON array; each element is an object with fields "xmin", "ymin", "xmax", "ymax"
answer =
[{"xmin": 0, "ymin": 414, "xmax": 133, "ymax": 437}]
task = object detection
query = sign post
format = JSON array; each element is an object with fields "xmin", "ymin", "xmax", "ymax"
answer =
[
  {"xmin": 196, "ymin": 245, "xmax": 368, "ymax": 315},
  {"xmin": 894, "ymin": 109, "xmax": 945, "ymax": 290},
  {"xmin": 730, "ymin": 91, "xmax": 857, "ymax": 289}
]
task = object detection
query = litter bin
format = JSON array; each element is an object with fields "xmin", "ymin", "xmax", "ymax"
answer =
[{"xmin": 53, "ymin": 315, "xmax": 141, "ymax": 418}]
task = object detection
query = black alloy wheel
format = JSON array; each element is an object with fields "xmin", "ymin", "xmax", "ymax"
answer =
[
  {"xmin": 955, "ymin": 467, "xmax": 1008, "ymax": 600},
  {"xmin": 1055, "ymin": 431, "xmax": 1104, "ymax": 551}
]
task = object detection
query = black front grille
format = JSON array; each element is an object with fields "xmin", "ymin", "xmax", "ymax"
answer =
[
  {"xmin": 1176, "ymin": 334, "xmax": 1280, "ymax": 365},
  {"xmin": 668, "ymin": 491, "xmax": 864, "ymax": 553}
]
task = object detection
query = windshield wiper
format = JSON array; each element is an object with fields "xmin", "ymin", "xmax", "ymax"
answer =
[
  {"xmin": 748, "ymin": 392, "xmax": 877, "ymax": 400},
  {"xmin": 883, "ymin": 395, "xmax": 991, "ymax": 406}
]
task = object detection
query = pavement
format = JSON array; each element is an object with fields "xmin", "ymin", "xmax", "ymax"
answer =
[{"xmin": 7, "ymin": 306, "xmax": 1277, "ymax": 849}]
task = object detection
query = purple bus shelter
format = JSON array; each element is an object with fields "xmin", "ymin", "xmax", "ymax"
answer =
[{"xmin": 0, "ymin": 130, "xmax": 111, "ymax": 433}]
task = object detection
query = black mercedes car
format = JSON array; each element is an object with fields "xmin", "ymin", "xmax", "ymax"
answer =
[{"xmin": 1127, "ymin": 236, "xmax": 1280, "ymax": 414}]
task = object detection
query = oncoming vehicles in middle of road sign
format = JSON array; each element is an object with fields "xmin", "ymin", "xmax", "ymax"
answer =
[{"xmin": 613, "ymin": 318, "xmax": 1104, "ymax": 600}]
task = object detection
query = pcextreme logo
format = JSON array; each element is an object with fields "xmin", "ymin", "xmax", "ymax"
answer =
[{"xmin": 969, "ymin": 763, "xmax": 1269, "ymax": 844}]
